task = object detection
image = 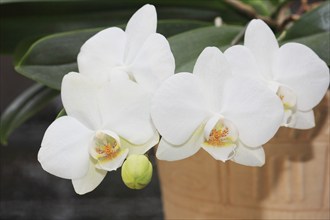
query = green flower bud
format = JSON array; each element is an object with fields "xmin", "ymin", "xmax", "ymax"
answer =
[{"xmin": 121, "ymin": 154, "xmax": 153, "ymax": 190}]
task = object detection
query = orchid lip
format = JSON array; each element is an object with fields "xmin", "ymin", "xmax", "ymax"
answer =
[
  {"xmin": 203, "ymin": 114, "xmax": 239, "ymax": 148},
  {"xmin": 276, "ymin": 85, "xmax": 297, "ymax": 110},
  {"xmin": 267, "ymin": 81, "xmax": 298, "ymax": 126},
  {"xmin": 90, "ymin": 130, "xmax": 125, "ymax": 165},
  {"xmin": 275, "ymin": 85, "xmax": 298, "ymax": 126},
  {"xmin": 202, "ymin": 114, "xmax": 238, "ymax": 162}
]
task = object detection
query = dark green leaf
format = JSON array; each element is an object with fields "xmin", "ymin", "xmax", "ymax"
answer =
[
  {"xmin": 56, "ymin": 109, "xmax": 66, "ymax": 118},
  {"xmin": 14, "ymin": 29, "xmax": 99, "ymax": 90},
  {"xmin": 1, "ymin": 0, "xmax": 249, "ymax": 53},
  {"xmin": 278, "ymin": 2, "xmax": 330, "ymax": 66},
  {"xmin": 0, "ymin": 84, "xmax": 59, "ymax": 145},
  {"xmin": 14, "ymin": 20, "xmax": 211, "ymax": 90},
  {"xmin": 284, "ymin": 1, "xmax": 330, "ymax": 40},
  {"xmin": 168, "ymin": 25, "xmax": 243, "ymax": 72},
  {"xmin": 157, "ymin": 20, "xmax": 210, "ymax": 38},
  {"xmin": 240, "ymin": 0, "xmax": 271, "ymax": 16}
]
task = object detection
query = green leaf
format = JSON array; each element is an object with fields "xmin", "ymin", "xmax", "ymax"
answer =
[
  {"xmin": 14, "ymin": 20, "xmax": 211, "ymax": 90},
  {"xmin": 278, "ymin": 2, "xmax": 330, "ymax": 66},
  {"xmin": 14, "ymin": 29, "xmax": 99, "ymax": 90},
  {"xmin": 56, "ymin": 108, "xmax": 66, "ymax": 118},
  {"xmin": 0, "ymin": 84, "xmax": 59, "ymax": 145},
  {"xmin": 168, "ymin": 25, "xmax": 243, "ymax": 72},
  {"xmin": 1, "ymin": 0, "xmax": 249, "ymax": 53},
  {"xmin": 240, "ymin": 0, "xmax": 271, "ymax": 16},
  {"xmin": 284, "ymin": 1, "xmax": 330, "ymax": 40},
  {"xmin": 158, "ymin": 20, "xmax": 211, "ymax": 38}
]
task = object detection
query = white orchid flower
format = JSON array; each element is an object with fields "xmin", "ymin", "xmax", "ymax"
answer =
[
  {"xmin": 151, "ymin": 47, "xmax": 284, "ymax": 167},
  {"xmin": 38, "ymin": 73, "xmax": 159, "ymax": 195},
  {"xmin": 225, "ymin": 19, "xmax": 330, "ymax": 129},
  {"xmin": 77, "ymin": 4, "xmax": 175, "ymax": 92}
]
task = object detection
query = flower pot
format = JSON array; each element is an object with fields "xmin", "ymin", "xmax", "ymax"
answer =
[{"xmin": 157, "ymin": 92, "xmax": 329, "ymax": 219}]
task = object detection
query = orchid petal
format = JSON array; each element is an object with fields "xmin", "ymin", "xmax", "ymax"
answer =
[
  {"xmin": 245, "ymin": 19, "xmax": 279, "ymax": 79},
  {"xmin": 290, "ymin": 110, "xmax": 315, "ymax": 129},
  {"xmin": 231, "ymin": 142, "xmax": 265, "ymax": 167},
  {"xmin": 202, "ymin": 144, "xmax": 236, "ymax": 162},
  {"xmin": 96, "ymin": 148, "xmax": 129, "ymax": 172},
  {"xmin": 121, "ymin": 132, "xmax": 159, "ymax": 155},
  {"xmin": 224, "ymin": 45, "xmax": 263, "ymax": 81},
  {"xmin": 193, "ymin": 47, "xmax": 233, "ymax": 111},
  {"xmin": 61, "ymin": 72, "xmax": 105, "ymax": 130},
  {"xmin": 72, "ymin": 158, "xmax": 107, "ymax": 195},
  {"xmin": 151, "ymin": 73, "xmax": 210, "ymax": 145},
  {"xmin": 77, "ymin": 27, "xmax": 126, "ymax": 80},
  {"xmin": 38, "ymin": 116, "xmax": 93, "ymax": 179},
  {"xmin": 156, "ymin": 125, "xmax": 204, "ymax": 161},
  {"xmin": 272, "ymin": 43, "xmax": 330, "ymax": 111},
  {"xmin": 100, "ymin": 80, "xmax": 155, "ymax": 145},
  {"xmin": 130, "ymin": 33, "xmax": 175, "ymax": 92},
  {"xmin": 220, "ymin": 76, "xmax": 283, "ymax": 147},
  {"xmin": 124, "ymin": 4, "xmax": 157, "ymax": 63}
]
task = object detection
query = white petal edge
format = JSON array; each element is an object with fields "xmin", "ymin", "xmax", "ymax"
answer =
[
  {"xmin": 77, "ymin": 27, "xmax": 126, "ymax": 80},
  {"xmin": 272, "ymin": 42, "xmax": 330, "ymax": 111},
  {"xmin": 121, "ymin": 131, "xmax": 160, "ymax": 155},
  {"xmin": 289, "ymin": 110, "xmax": 315, "ymax": 129},
  {"xmin": 231, "ymin": 142, "xmax": 265, "ymax": 167},
  {"xmin": 100, "ymin": 80, "xmax": 155, "ymax": 145},
  {"xmin": 72, "ymin": 158, "xmax": 107, "ymax": 195},
  {"xmin": 244, "ymin": 19, "xmax": 279, "ymax": 79},
  {"xmin": 130, "ymin": 33, "xmax": 175, "ymax": 92},
  {"xmin": 156, "ymin": 124, "xmax": 205, "ymax": 161},
  {"xmin": 38, "ymin": 116, "xmax": 93, "ymax": 179},
  {"xmin": 151, "ymin": 72, "xmax": 211, "ymax": 145},
  {"xmin": 220, "ymin": 76, "xmax": 283, "ymax": 147},
  {"xmin": 124, "ymin": 4, "xmax": 157, "ymax": 64}
]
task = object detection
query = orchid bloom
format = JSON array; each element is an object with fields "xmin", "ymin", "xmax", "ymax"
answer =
[
  {"xmin": 38, "ymin": 72, "xmax": 158, "ymax": 194},
  {"xmin": 77, "ymin": 4, "xmax": 175, "ymax": 92},
  {"xmin": 224, "ymin": 19, "xmax": 330, "ymax": 129},
  {"xmin": 151, "ymin": 47, "xmax": 284, "ymax": 167}
]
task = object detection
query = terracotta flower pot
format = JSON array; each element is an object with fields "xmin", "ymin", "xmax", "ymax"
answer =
[{"xmin": 157, "ymin": 92, "xmax": 329, "ymax": 219}]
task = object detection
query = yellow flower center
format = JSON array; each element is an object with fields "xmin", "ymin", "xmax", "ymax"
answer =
[
  {"xmin": 95, "ymin": 141, "xmax": 120, "ymax": 162},
  {"xmin": 204, "ymin": 115, "xmax": 238, "ymax": 148},
  {"xmin": 91, "ymin": 131, "xmax": 123, "ymax": 164}
]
